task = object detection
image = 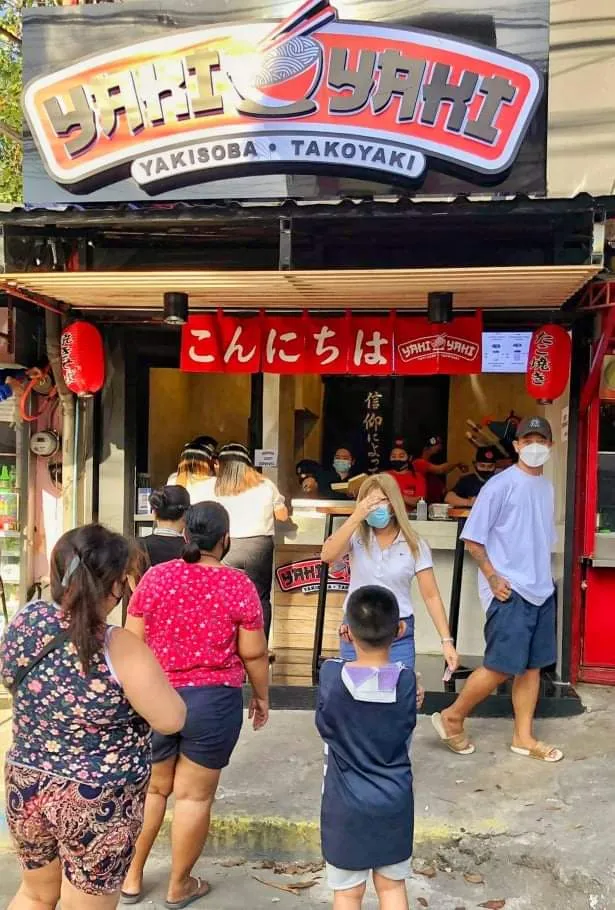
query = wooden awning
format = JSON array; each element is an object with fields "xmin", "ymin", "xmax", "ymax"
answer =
[{"xmin": 0, "ymin": 264, "xmax": 601, "ymax": 314}]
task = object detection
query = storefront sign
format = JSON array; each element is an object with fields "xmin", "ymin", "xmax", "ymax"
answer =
[
  {"xmin": 276, "ymin": 558, "xmax": 350, "ymax": 595},
  {"xmin": 395, "ymin": 313, "xmax": 483, "ymax": 375},
  {"xmin": 22, "ymin": 0, "xmax": 547, "ymax": 202},
  {"xmin": 183, "ymin": 310, "xmax": 467, "ymax": 375}
]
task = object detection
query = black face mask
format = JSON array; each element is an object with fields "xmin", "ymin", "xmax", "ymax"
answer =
[
  {"xmin": 476, "ymin": 468, "xmax": 495, "ymax": 482},
  {"xmin": 390, "ymin": 459, "xmax": 408, "ymax": 472}
]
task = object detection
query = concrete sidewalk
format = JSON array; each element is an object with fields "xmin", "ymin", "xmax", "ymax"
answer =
[{"xmin": 0, "ymin": 686, "xmax": 613, "ymax": 909}]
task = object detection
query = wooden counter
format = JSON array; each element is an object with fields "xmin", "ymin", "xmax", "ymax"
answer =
[{"xmin": 271, "ymin": 499, "xmax": 482, "ymax": 685}]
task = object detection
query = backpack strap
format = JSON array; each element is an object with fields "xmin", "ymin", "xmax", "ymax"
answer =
[{"xmin": 9, "ymin": 630, "xmax": 70, "ymax": 694}]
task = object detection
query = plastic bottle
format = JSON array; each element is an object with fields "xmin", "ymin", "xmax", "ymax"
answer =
[{"xmin": 416, "ymin": 497, "xmax": 428, "ymax": 522}]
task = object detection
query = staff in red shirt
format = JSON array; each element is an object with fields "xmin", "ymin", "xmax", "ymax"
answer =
[
  {"xmin": 387, "ymin": 440, "xmax": 427, "ymax": 507},
  {"xmin": 413, "ymin": 435, "xmax": 467, "ymax": 504}
]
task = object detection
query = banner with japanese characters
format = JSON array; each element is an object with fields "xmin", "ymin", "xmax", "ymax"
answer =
[
  {"xmin": 180, "ymin": 311, "xmax": 480, "ymax": 375},
  {"xmin": 395, "ymin": 313, "xmax": 483, "ymax": 375}
]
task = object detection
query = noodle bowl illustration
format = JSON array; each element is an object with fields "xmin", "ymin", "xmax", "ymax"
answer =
[
  {"xmin": 227, "ymin": 34, "xmax": 323, "ymax": 108},
  {"xmin": 227, "ymin": 0, "xmax": 336, "ymax": 109}
]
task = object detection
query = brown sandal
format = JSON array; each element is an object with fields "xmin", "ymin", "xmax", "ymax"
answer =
[
  {"xmin": 432, "ymin": 712, "xmax": 476, "ymax": 755},
  {"xmin": 510, "ymin": 742, "xmax": 563, "ymax": 763}
]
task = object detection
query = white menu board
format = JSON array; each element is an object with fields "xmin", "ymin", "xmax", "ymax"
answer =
[{"xmin": 482, "ymin": 332, "xmax": 531, "ymax": 373}]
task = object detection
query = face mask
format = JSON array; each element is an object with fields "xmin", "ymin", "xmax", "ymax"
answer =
[
  {"xmin": 334, "ymin": 459, "xmax": 351, "ymax": 475},
  {"xmin": 366, "ymin": 505, "xmax": 392, "ymax": 529},
  {"xmin": 390, "ymin": 459, "xmax": 408, "ymax": 472},
  {"xmin": 476, "ymin": 468, "xmax": 495, "ymax": 481},
  {"xmin": 518, "ymin": 442, "xmax": 551, "ymax": 468}
]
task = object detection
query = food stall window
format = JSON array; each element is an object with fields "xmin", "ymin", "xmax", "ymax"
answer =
[{"xmin": 322, "ymin": 376, "xmax": 449, "ymax": 474}]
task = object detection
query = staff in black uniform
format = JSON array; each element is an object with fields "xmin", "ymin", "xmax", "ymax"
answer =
[{"xmin": 445, "ymin": 447, "xmax": 497, "ymax": 508}]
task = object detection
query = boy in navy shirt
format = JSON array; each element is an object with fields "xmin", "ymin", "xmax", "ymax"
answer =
[{"xmin": 316, "ymin": 585, "xmax": 416, "ymax": 909}]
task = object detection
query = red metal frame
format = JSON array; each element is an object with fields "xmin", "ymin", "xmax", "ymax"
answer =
[{"xmin": 572, "ymin": 281, "xmax": 615, "ymax": 683}]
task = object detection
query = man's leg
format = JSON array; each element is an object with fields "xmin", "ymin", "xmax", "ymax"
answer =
[
  {"xmin": 440, "ymin": 666, "xmax": 508, "ymax": 739},
  {"xmin": 511, "ymin": 668, "xmax": 541, "ymax": 750}
]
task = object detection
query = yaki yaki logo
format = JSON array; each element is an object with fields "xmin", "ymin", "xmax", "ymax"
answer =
[
  {"xmin": 398, "ymin": 333, "xmax": 480, "ymax": 364},
  {"xmin": 24, "ymin": 0, "xmax": 544, "ymax": 193}
]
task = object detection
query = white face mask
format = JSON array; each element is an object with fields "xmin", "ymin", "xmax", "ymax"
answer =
[{"xmin": 518, "ymin": 442, "xmax": 551, "ymax": 468}]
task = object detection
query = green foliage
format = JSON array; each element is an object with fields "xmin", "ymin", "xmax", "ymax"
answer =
[{"xmin": 0, "ymin": 0, "xmax": 29, "ymax": 204}]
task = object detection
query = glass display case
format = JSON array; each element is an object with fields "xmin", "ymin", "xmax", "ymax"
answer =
[{"xmin": 0, "ymin": 422, "xmax": 25, "ymax": 627}]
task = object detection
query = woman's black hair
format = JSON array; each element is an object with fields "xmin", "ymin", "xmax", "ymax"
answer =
[
  {"xmin": 50, "ymin": 524, "xmax": 130, "ymax": 674},
  {"xmin": 149, "ymin": 485, "xmax": 190, "ymax": 521},
  {"xmin": 183, "ymin": 501, "xmax": 230, "ymax": 564},
  {"xmin": 189, "ymin": 435, "xmax": 218, "ymax": 455},
  {"xmin": 49, "ymin": 528, "xmax": 79, "ymax": 598}
]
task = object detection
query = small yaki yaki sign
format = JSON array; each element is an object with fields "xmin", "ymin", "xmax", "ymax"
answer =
[{"xmin": 23, "ymin": 0, "xmax": 544, "ymax": 195}]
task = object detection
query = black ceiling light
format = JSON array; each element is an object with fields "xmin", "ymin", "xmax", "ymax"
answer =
[
  {"xmin": 163, "ymin": 291, "xmax": 188, "ymax": 325},
  {"xmin": 427, "ymin": 291, "xmax": 453, "ymax": 324}
]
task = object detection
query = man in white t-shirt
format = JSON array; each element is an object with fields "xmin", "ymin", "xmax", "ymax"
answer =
[{"xmin": 432, "ymin": 416, "xmax": 563, "ymax": 763}]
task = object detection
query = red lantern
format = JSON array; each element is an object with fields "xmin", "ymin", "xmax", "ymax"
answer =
[
  {"xmin": 60, "ymin": 321, "xmax": 105, "ymax": 397},
  {"xmin": 526, "ymin": 324, "xmax": 571, "ymax": 403}
]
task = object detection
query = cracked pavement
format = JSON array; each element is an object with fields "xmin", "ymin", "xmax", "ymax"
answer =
[{"xmin": 0, "ymin": 685, "xmax": 612, "ymax": 908}]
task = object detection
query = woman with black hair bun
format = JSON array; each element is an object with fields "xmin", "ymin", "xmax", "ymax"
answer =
[
  {"xmin": 0, "ymin": 523, "xmax": 186, "ymax": 910},
  {"xmin": 140, "ymin": 485, "xmax": 191, "ymax": 567},
  {"xmin": 123, "ymin": 501, "xmax": 269, "ymax": 908}
]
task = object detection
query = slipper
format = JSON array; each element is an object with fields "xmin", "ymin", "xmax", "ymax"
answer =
[
  {"xmin": 510, "ymin": 742, "xmax": 563, "ymax": 763},
  {"xmin": 120, "ymin": 891, "xmax": 142, "ymax": 905},
  {"xmin": 165, "ymin": 878, "xmax": 210, "ymax": 909},
  {"xmin": 431, "ymin": 712, "xmax": 476, "ymax": 755}
]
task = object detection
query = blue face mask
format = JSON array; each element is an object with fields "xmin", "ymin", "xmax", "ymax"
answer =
[
  {"xmin": 334, "ymin": 458, "xmax": 351, "ymax": 475},
  {"xmin": 366, "ymin": 505, "xmax": 391, "ymax": 529}
]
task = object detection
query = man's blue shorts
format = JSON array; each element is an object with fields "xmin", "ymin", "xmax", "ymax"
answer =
[{"xmin": 484, "ymin": 590, "xmax": 557, "ymax": 677}]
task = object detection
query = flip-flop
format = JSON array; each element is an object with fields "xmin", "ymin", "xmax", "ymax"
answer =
[
  {"xmin": 431, "ymin": 712, "xmax": 476, "ymax": 755},
  {"xmin": 120, "ymin": 892, "xmax": 142, "ymax": 905},
  {"xmin": 510, "ymin": 742, "xmax": 564, "ymax": 763},
  {"xmin": 164, "ymin": 878, "xmax": 210, "ymax": 909}
]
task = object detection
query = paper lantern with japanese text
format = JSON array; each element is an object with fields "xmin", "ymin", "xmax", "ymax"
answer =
[
  {"xmin": 525, "ymin": 324, "xmax": 571, "ymax": 402},
  {"xmin": 60, "ymin": 321, "xmax": 105, "ymax": 397}
]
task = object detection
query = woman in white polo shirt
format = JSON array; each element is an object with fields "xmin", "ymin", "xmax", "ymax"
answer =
[
  {"xmin": 321, "ymin": 473, "xmax": 459, "ymax": 672},
  {"xmin": 190, "ymin": 444, "xmax": 288, "ymax": 642}
]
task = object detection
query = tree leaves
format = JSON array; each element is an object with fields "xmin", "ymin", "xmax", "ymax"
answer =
[{"xmin": 0, "ymin": 0, "xmax": 48, "ymax": 202}]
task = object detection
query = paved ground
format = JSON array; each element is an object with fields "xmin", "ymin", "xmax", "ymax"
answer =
[{"xmin": 0, "ymin": 685, "xmax": 613, "ymax": 909}]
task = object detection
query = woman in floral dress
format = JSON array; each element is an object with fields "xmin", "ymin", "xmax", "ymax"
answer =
[{"xmin": 0, "ymin": 524, "xmax": 186, "ymax": 910}]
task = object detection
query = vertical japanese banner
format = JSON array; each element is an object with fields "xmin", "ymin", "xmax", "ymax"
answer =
[
  {"xmin": 262, "ymin": 314, "xmax": 305, "ymax": 374},
  {"xmin": 350, "ymin": 314, "xmax": 394, "ymax": 376},
  {"xmin": 217, "ymin": 312, "xmax": 262, "ymax": 373},
  {"xmin": 304, "ymin": 313, "xmax": 350, "ymax": 374},
  {"xmin": 180, "ymin": 314, "xmax": 222, "ymax": 372},
  {"xmin": 363, "ymin": 388, "xmax": 386, "ymax": 473}
]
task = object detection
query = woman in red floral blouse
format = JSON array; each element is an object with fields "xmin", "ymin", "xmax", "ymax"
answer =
[{"xmin": 122, "ymin": 501, "xmax": 269, "ymax": 908}]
